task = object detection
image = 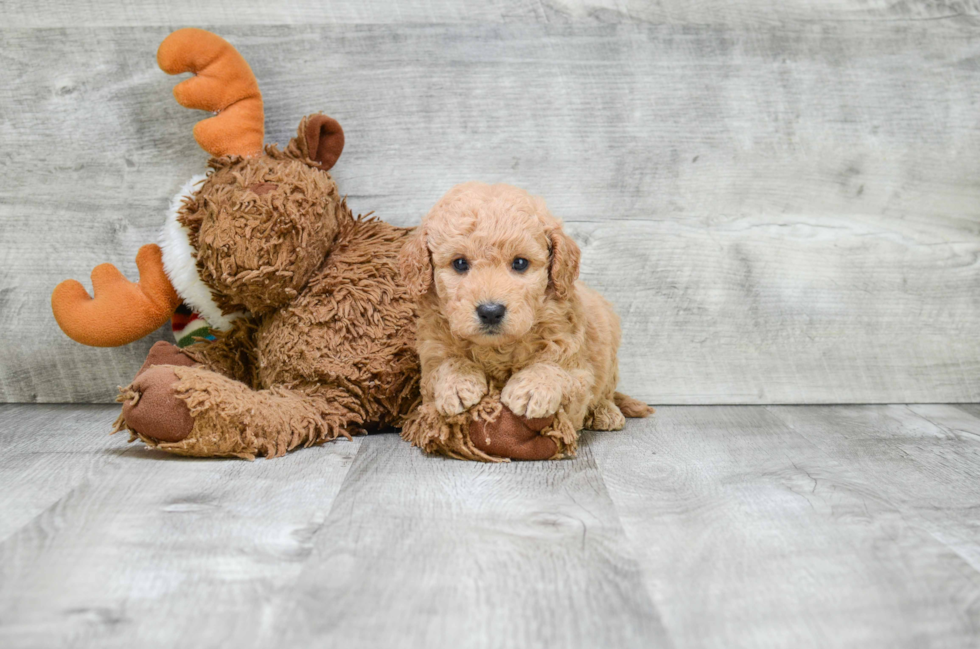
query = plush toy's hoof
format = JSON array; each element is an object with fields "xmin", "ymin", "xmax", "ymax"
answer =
[
  {"xmin": 122, "ymin": 366, "xmax": 194, "ymax": 443},
  {"xmin": 400, "ymin": 392, "xmax": 577, "ymax": 462},
  {"xmin": 469, "ymin": 406, "xmax": 558, "ymax": 461},
  {"xmin": 136, "ymin": 340, "xmax": 196, "ymax": 377}
]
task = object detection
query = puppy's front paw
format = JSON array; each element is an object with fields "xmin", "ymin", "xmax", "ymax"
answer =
[
  {"xmin": 434, "ymin": 369, "xmax": 488, "ymax": 416},
  {"xmin": 501, "ymin": 373, "xmax": 563, "ymax": 419}
]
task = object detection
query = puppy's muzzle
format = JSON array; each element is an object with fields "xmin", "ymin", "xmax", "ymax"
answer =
[{"xmin": 476, "ymin": 302, "xmax": 506, "ymax": 331}]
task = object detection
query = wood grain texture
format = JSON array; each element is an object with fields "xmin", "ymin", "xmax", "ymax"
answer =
[
  {"xmin": 5, "ymin": 0, "xmax": 980, "ymax": 27},
  {"xmin": 0, "ymin": 403, "xmax": 362, "ymax": 647},
  {"xmin": 956, "ymin": 403, "xmax": 980, "ymax": 419},
  {"xmin": 589, "ymin": 406, "xmax": 980, "ymax": 648},
  {"xmin": 266, "ymin": 433, "xmax": 669, "ymax": 648},
  {"xmin": 2, "ymin": 403, "xmax": 979, "ymax": 647},
  {"xmin": 0, "ymin": 404, "xmax": 118, "ymax": 541},
  {"xmin": 2, "ymin": 10, "xmax": 980, "ymax": 403},
  {"xmin": 772, "ymin": 404, "xmax": 980, "ymax": 574}
]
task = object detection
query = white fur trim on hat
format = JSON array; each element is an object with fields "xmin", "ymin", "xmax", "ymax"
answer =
[{"xmin": 159, "ymin": 174, "xmax": 245, "ymax": 331}]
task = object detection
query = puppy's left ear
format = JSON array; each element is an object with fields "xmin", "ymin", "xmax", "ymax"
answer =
[
  {"xmin": 548, "ymin": 227, "xmax": 581, "ymax": 300},
  {"xmin": 399, "ymin": 227, "xmax": 433, "ymax": 299}
]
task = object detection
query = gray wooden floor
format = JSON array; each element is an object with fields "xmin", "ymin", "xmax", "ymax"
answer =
[{"xmin": 0, "ymin": 405, "xmax": 978, "ymax": 648}]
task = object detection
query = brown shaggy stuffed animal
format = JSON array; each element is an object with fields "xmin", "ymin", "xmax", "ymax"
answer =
[
  {"xmin": 399, "ymin": 183, "xmax": 654, "ymax": 462},
  {"xmin": 113, "ymin": 155, "xmax": 423, "ymax": 458},
  {"xmin": 51, "ymin": 29, "xmax": 421, "ymax": 458},
  {"xmin": 52, "ymin": 28, "xmax": 556, "ymax": 461}
]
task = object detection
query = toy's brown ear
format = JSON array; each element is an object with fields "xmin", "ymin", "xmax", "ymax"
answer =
[
  {"xmin": 290, "ymin": 113, "xmax": 344, "ymax": 171},
  {"xmin": 399, "ymin": 227, "xmax": 432, "ymax": 299},
  {"xmin": 548, "ymin": 228, "xmax": 581, "ymax": 300}
]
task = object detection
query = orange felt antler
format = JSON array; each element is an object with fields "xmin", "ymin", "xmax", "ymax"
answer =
[
  {"xmin": 52, "ymin": 245, "xmax": 181, "ymax": 347},
  {"xmin": 157, "ymin": 28, "xmax": 264, "ymax": 158}
]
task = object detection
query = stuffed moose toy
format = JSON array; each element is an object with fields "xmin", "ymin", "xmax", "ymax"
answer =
[{"xmin": 51, "ymin": 28, "xmax": 578, "ymax": 461}]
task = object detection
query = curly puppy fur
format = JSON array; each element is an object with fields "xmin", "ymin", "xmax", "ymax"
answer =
[{"xmin": 400, "ymin": 182, "xmax": 653, "ymax": 436}]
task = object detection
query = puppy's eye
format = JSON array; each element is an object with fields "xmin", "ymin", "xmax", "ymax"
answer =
[
  {"xmin": 452, "ymin": 258, "xmax": 469, "ymax": 273},
  {"xmin": 512, "ymin": 257, "xmax": 529, "ymax": 272}
]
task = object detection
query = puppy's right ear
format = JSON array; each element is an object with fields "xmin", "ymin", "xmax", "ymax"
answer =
[
  {"xmin": 399, "ymin": 227, "xmax": 432, "ymax": 299},
  {"xmin": 548, "ymin": 228, "xmax": 581, "ymax": 300}
]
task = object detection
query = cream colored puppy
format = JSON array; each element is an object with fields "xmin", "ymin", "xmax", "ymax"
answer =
[{"xmin": 400, "ymin": 182, "xmax": 653, "ymax": 432}]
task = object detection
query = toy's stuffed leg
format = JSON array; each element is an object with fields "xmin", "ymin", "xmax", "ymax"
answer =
[
  {"xmin": 401, "ymin": 390, "xmax": 578, "ymax": 462},
  {"xmin": 115, "ymin": 364, "xmax": 365, "ymax": 459},
  {"xmin": 135, "ymin": 340, "xmax": 198, "ymax": 376},
  {"xmin": 135, "ymin": 325, "xmax": 256, "ymax": 383}
]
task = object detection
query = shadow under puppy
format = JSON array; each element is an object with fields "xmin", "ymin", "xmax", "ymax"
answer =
[{"xmin": 399, "ymin": 182, "xmax": 653, "ymax": 461}]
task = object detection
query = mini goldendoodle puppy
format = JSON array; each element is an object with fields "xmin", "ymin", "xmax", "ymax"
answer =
[{"xmin": 400, "ymin": 182, "xmax": 653, "ymax": 437}]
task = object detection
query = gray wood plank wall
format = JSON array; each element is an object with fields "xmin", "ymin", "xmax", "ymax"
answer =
[{"xmin": 1, "ymin": 1, "xmax": 978, "ymax": 403}]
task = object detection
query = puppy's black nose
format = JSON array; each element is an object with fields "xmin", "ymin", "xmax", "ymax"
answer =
[{"xmin": 476, "ymin": 302, "xmax": 506, "ymax": 327}]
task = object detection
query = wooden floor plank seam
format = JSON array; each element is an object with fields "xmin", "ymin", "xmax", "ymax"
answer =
[{"xmin": 1, "ymin": 404, "xmax": 978, "ymax": 647}]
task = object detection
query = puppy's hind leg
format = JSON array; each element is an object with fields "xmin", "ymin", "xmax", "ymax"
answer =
[
  {"xmin": 614, "ymin": 391, "xmax": 655, "ymax": 418},
  {"xmin": 588, "ymin": 398, "xmax": 626, "ymax": 431},
  {"xmin": 587, "ymin": 391, "xmax": 655, "ymax": 430}
]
